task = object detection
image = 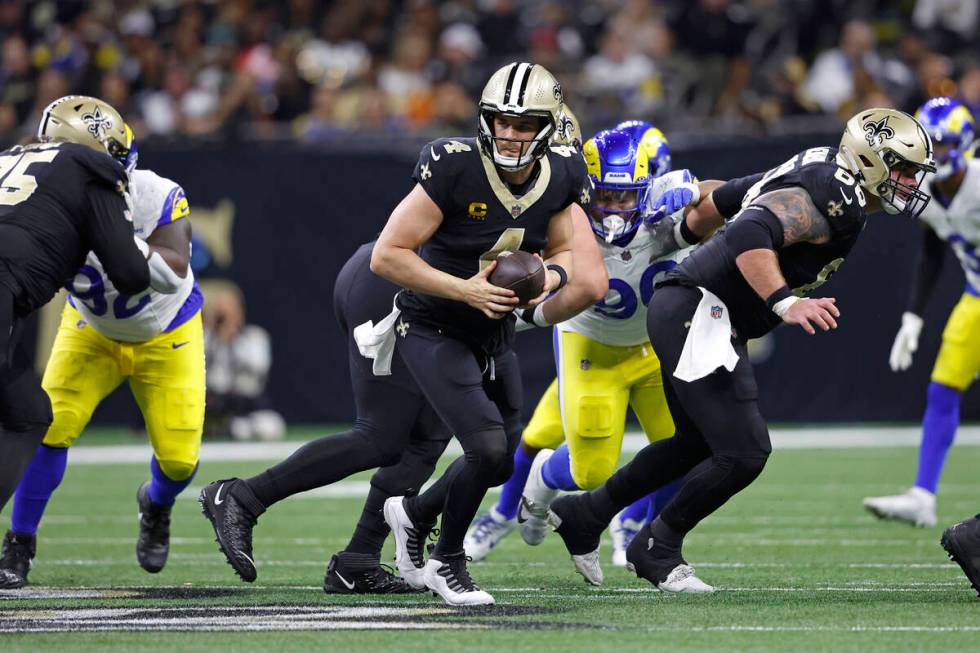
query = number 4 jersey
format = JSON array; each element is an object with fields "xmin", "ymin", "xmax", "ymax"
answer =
[
  {"xmin": 68, "ymin": 169, "xmax": 201, "ymax": 342},
  {"xmin": 397, "ymin": 136, "xmax": 590, "ymax": 348}
]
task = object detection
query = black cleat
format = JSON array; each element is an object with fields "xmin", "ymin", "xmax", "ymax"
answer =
[
  {"xmin": 199, "ymin": 478, "xmax": 265, "ymax": 582},
  {"xmin": 137, "ymin": 481, "xmax": 172, "ymax": 573},
  {"xmin": 941, "ymin": 514, "xmax": 980, "ymax": 597},
  {"xmin": 323, "ymin": 552, "xmax": 423, "ymax": 594},
  {"xmin": 0, "ymin": 531, "xmax": 35, "ymax": 589},
  {"xmin": 624, "ymin": 522, "xmax": 684, "ymax": 583},
  {"xmin": 546, "ymin": 495, "xmax": 606, "ymax": 556}
]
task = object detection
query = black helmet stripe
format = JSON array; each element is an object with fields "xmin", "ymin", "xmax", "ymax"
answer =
[
  {"xmin": 502, "ymin": 63, "xmax": 519, "ymax": 105},
  {"xmin": 504, "ymin": 62, "xmax": 532, "ymax": 107}
]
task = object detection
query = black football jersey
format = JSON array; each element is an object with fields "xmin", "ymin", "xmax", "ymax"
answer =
[
  {"xmin": 669, "ymin": 146, "xmax": 868, "ymax": 338},
  {"xmin": 0, "ymin": 141, "xmax": 149, "ymax": 315},
  {"xmin": 397, "ymin": 136, "xmax": 590, "ymax": 348}
]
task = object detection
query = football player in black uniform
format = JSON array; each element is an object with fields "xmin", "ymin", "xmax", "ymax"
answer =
[
  {"xmin": 547, "ymin": 108, "xmax": 936, "ymax": 592},
  {"xmin": 371, "ymin": 62, "xmax": 586, "ymax": 606},
  {"xmin": 323, "ymin": 200, "xmax": 605, "ymax": 595},
  {"xmin": 0, "ymin": 95, "xmax": 183, "ymax": 513},
  {"xmin": 198, "ymin": 78, "xmax": 592, "ymax": 602}
]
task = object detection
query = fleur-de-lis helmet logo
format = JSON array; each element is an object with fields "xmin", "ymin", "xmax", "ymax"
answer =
[
  {"xmin": 863, "ymin": 116, "xmax": 895, "ymax": 148},
  {"xmin": 81, "ymin": 106, "xmax": 113, "ymax": 140}
]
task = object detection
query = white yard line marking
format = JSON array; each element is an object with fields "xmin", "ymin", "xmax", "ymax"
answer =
[{"xmin": 64, "ymin": 425, "xmax": 980, "ymax": 465}]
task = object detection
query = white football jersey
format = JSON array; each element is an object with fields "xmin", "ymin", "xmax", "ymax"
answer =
[
  {"xmin": 68, "ymin": 169, "xmax": 199, "ymax": 342},
  {"xmin": 919, "ymin": 159, "xmax": 980, "ymax": 292},
  {"xmin": 559, "ymin": 220, "xmax": 692, "ymax": 347}
]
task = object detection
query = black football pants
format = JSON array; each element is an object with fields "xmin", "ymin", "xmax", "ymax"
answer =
[
  {"xmin": 0, "ymin": 285, "xmax": 53, "ymax": 513},
  {"xmin": 583, "ymin": 284, "xmax": 771, "ymax": 537},
  {"xmin": 396, "ymin": 321, "xmax": 522, "ymax": 558}
]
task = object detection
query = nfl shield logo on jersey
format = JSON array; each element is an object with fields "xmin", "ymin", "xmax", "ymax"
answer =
[
  {"xmin": 710, "ymin": 305, "xmax": 723, "ymax": 319},
  {"xmin": 511, "ymin": 204, "xmax": 522, "ymax": 217}
]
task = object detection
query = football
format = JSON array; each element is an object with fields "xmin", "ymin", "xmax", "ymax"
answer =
[{"xmin": 488, "ymin": 250, "xmax": 546, "ymax": 307}]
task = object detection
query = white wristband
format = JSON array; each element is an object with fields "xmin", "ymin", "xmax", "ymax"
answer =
[
  {"xmin": 772, "ymin": 296, "xmax": 800, "ymax": 317},
  {"xmin": 132, "ymin": 234, "xmax": 150, "ymax": 257},
  {"xmin": 529, "ymin": 303, "xmax": 551, "ymax": 327}
]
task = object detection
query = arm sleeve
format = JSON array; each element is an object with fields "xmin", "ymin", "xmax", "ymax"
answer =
[
  {"xmin": 712, "ymin": 172, "xmax": 765, "ymax": 219},
  {"xmin": 907, "ymin": 226, "xmax": 946, "ymax": 315},
  {"xmin": 724, "ymin": 206, "xmax": 786, "ymax": 258},
  {"xmin": 86, "ymin": 181, "xmax": 150, "ymax": 294}
]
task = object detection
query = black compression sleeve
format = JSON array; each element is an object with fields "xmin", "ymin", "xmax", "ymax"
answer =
[
  {"xmin": 907, "ymin": 227, "xmax": 946, "ymax": 316},
  {"xmin": 86, "ymin": 182, "xmax": 150, "ymax": 294},
  {"xmin": 724, "ymin": 206, "xmax": 785, "ymax": 258},
  {"xmin": 712, "ymin": 172, "xmax": 766, "ymax": 219}
]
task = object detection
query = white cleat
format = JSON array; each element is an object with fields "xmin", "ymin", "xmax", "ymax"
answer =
[
  {"xmin": 656, "ymin": 564, "xmax": 714, "ymax": 593},
  {"xmin": 518, "ymin": 449, "xmax": 558, "ymax": 545},
  {"xmin": 464, "ymin": 508, "xmax": 516, "ymax": 562},
  {"xmin": 423, "ymin": 556, "xmax": 495, "ymax": 606},
  {"xmin": 382, "ymin": 496, "xmax": 426, "ymax": 589},
  {"xmin": 610, "ymin": 511, "xmax": 643, "ymax": 568},
  {"xmin": 863, "ymin": 486, "xmax": 937, "ymax": 528},
  {"xmin": 572, "ymin": 549, "xmax": 604, "ymax": 586}
]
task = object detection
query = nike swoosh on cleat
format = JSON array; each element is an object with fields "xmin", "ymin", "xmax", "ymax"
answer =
[
  {"xmin": 214, "ymin": 484, "xmax": 225, "ymax": 505},
  {"xmin": 238, "ymin": 551, "xmax": 255, "ymax": 566},
  {"xmin": 334, "ymin": 570, "xmax": 356, "ymax": 590},
  {"xmin": 172, "ymin": 341, "xmax": 191, "ymax": 349}
]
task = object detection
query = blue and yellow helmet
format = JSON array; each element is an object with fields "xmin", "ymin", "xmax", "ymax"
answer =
[
  {"xmin": 616, "ymin": 120, "xmax": 671, "ymax": 178},
  {"xmin": 118, "ymin": 122, "xmax": 138, "ymax": 174},
  {"xmin": 915, "ymin": 97, "xmax": 975, "ymax": 180},
  {"xmin": 582, "ymin": 128, "xmax": 650, "ymax": 244}
]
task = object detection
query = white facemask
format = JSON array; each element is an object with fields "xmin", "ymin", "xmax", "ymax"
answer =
[{"xmin": 602, "ymin": 215, "xmax": 625, "ymax": 243}]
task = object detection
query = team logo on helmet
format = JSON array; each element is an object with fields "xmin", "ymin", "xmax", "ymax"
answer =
[
  {"xmin": 863, "ymin": 117, "xmax": 895, "ymax": 148},
  {"xmin": 81, "ymin": 106, "xmax": 113, "ymax": 140},
  {"xmin": 553, "ymin": 82, "xmax": 563, "ymax": 101}
]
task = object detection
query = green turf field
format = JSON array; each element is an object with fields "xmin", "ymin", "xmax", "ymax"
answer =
[{"xmin": 1, "ymin": 432, "xmax": 978, "ymax": 652}]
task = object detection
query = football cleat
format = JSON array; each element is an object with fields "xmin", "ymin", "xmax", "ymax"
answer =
[
  {"xmin": 136, "ymin": 481, "xmax": 172, "ymax": 573},
  {"xmin": 199, "ymin": 478, "xmax": 265, "ymax": 582},
  {"xmin": 0, "ymin": 531, "xmax": 35, "ymax": 589},
  {"xmin": 941, "ymin": 514, "xmax": 980, "ymax": 597},
  {"xmin": 382, "ymin": 496, "xmax": 434, "ymax": 590},
  {"xmin": 656, "ymin": 564, "xmax": 715, "ymax": 593},
  {"xmin": 624, "ymin": 523, "xmax": 712, "ymax": 592},
  {"xmin": 323, "ymin": 553, "xmax": 423, "ymax": 594},
  {"xmin": 547, "ymin": 495, "xmax": 607, "ymax": 584},
  {"xmin": 464, "ymin": 508, "xmax": 516, "ymax": 561},
  {"xmin": 610, "ymin": 510, "xmax": 643, "ymax": 568},
  {"xmin": 423, "ymin": 553, "xmax": 494, "ymax": 606},
  {"xmin": 863, "ymin": 486, "xmax": 937, "ymax": 528},
  {"xmin": 518, "ymin": 449, "xmax": 558, "ymax": 545}
]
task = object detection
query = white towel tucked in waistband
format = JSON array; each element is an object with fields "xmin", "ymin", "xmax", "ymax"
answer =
[
  {"xmin": 352, "ymin": 297, "xmax": 401, "ymax": 376},
  {"xmin": 673, "ymin": 287, "xmax": 739, "ymax": 382}
]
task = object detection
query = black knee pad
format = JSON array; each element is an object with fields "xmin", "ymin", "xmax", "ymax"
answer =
[
  {"xmin": 461, "ymin": 427, "xmax": 509, "ymax": 476},
  {"xmin": 717, "ymin": 452, "xmax": 769, "ymax": 486}
]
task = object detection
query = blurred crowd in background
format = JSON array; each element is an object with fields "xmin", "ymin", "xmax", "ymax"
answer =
[{"xmin": 1, "ymin": 0, "xmax": 979, "ymax": 149}]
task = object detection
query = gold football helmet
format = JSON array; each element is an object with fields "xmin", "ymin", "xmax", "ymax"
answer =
[
  {"xmin": 478, "ymin": 62, "xmax": 564, "ymax": 170},
  {"xmin": 37, "ymin": 95, "xmax": 135, "ymax": 169},
  {"xmin": 838, "ymin": 107, "xmax": 936, "ymax": 217}
]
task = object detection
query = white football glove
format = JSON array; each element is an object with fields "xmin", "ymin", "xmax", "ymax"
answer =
[
  {"xmin": 644, "ymin": 169, "xmax": 700, "ymax": 224},
  {"xmin": 888, "ymin": 312, "xmax": 923, "ymax": 372}
]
